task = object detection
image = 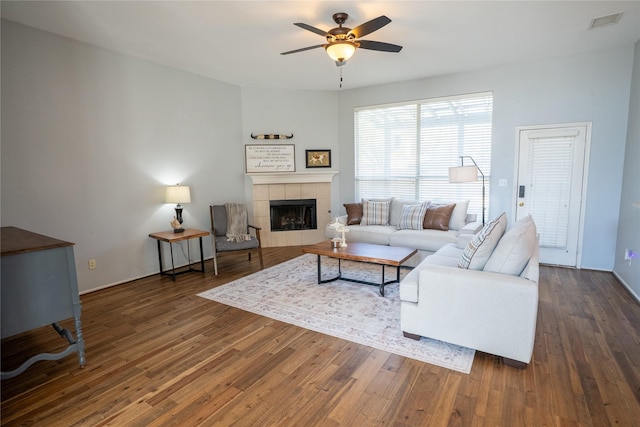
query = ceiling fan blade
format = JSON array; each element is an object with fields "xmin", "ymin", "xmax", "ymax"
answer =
[
  {"xmin": 349, "ymin": 15, "xmax": 391, "ymax": 39},
  {"xmin": 281, "ymin": 45, "xmax": 325, "ymax": 55},
  {"xmin": 358, "ymin": 40, "xmax": 403, "ymax": 53},
  {"xmin": 294, "ymin": 22, "xmax": 329, "ymax": 37}
]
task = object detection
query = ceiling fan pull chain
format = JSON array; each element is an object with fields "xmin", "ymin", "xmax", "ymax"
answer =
[{"xmin": 339, "ymin": 66, "xmax": 343, "ymax": 88}]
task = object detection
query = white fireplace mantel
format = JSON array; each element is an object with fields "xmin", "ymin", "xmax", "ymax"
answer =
[{"xmin": 247, "ymin": 171, "xmax": 338, "ymax": 185}]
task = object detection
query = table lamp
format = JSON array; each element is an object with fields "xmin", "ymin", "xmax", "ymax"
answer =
[{"xmin": 166, "ymin": 184, "xmax": 191, "ymax": 233}]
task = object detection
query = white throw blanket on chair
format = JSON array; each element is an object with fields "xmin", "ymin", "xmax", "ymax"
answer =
[{"xmin": 225, "ymin": 203, "xmax": 251, "ymax": 242}]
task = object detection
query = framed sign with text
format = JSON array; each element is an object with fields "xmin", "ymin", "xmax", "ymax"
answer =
[{"xmin": 245, "ymin": 144, "xmax": 296, "ymax": 173}]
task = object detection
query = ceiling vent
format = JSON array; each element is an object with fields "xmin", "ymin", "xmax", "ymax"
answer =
[{"xmin": 589, "ymin": 12, "xmax": 623, "ymax": 29}]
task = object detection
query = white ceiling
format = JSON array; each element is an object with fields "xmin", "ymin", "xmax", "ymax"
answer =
[{"xmin": 2, "ymin": 1, "xmax": 639, "ymax": 91}]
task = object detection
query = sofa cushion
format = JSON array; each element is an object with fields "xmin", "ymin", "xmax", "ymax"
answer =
[
  {"xmin": 424, "ymin": 243, "xmax": 463, "ymax": 267},
  {"xmin": 343, "ymin": 225, "xmax": 396, "ymax": 246},
  {"xmin": 431, "ymin": 199, "xmax": 469, "ymax": 231},
  {"xmin": 343, "ymin": 202, "xmax": 363, "ymax": 225},
  {"xmin": 423, "ymin": 203, "xmax": 456, "ymax": 231},
  {"xmin": 390, "ymin": 229, "xmax": 458, "ymax": 252},
  {"xmin": 398, "ymin": 203, "xmax": 428, "ymax": 230},
  {"xmin": 458, "ymin": 212, "xmax": 507, "ymax": 270},
  {"xmin": 361, "ymin": 200, "xmax": 391, "ymax": 225},
  {"xmin": 214, "ymin": 235, "xmax": 259, "ymax": 251},
  {"xmin": 389, "ymin": 199, "xmax": 422, "ymax": 227},
  {"xmin": 484, "ymin": 215, "xmax": 537, "ymax": 276}
]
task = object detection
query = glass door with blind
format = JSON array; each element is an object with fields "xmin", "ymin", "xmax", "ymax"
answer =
[{"xmin": 516, "ymin": 123, "xmax": 589, "ymax": 267}]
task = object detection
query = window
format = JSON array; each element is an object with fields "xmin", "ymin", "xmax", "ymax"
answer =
[{"xmin": 354, "ymin": 92, "xmax": 493, "ymax": 220}]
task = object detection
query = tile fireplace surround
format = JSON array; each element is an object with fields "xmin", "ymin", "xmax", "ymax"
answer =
[{"xmin": 248, "ymin": 172, "xmax": 337, "ymax": 247}]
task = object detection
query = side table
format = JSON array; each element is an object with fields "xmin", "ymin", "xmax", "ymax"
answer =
[{"xmin": 149, "ymin": 228, "xmax": 210, "ymax": 280}]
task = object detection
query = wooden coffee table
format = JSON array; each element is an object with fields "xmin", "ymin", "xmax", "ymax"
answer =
[{"xmin": 302, "ymin": 241, "xmax": 417, "ymax": 296}]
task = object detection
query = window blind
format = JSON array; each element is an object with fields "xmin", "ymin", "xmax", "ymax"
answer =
[
  {"xmin": 525, "ymin": 135, "xmax": 574, "ymax": 249},
  {"xmin": 354, "ymin": 92, "xmax": 493, "ymax": 220}
]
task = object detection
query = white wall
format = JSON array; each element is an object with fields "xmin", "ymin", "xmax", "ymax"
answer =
[
  {"xmin": 335, "ymin": 47, "xmax": 634, "ymax": 271},
  {"xmin": 1, "ymin": 21, "xmax": 341, "ymax": 293},
  {"xmin": 2, "ymin": 19, "xmax": 637, "ymax": 292},
  {"xmin": 614, "ymin": 39, "xmax": 640, "ymax": 299},
  {"xmin": 240, "ymin": 86, "xmax": 340, "ymax": 216},
  {"xmin": 1, "ymin": 20, "xmax": 244, "ymax": 292}
]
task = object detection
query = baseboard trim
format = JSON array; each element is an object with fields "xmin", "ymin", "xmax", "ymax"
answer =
[
  {"xmin": 612, "ymin": 270, "xmax": 640, "ymax": 304},
  {"xmin": 80, "ymin": 256, "xmax": 215, "ymax": 296}
]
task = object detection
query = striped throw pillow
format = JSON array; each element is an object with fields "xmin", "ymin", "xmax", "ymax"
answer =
[
  {"xmin": 397, "ymin": 203, "xmax": 428, "ymax": 230},
  {"xmin": 458, "ymin": 213, "xmax": 507, "ymax": 270},
  {"xmin": 361, "ymin": 200, "xmax": 391, "ymax": 226}
]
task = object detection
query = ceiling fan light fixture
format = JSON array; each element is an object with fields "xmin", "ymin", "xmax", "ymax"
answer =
[{"xmin": 325, "ymin": 41, "xmax": 356, "ymax": 62}]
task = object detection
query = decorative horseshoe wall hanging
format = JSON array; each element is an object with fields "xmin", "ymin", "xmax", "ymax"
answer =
[{"xmin": 251, "ymin": 133, "xmax": 294, "ymax": 140}]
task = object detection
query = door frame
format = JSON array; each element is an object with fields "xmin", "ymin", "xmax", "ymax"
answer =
[{"xmin": 513, "ymin": 122, "xmax": 592, "ymax": 268}]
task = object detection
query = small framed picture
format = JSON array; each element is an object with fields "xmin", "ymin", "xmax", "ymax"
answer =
[{"xmin": 305, "ymin": 150, "xmax": 331, "ymax": 168}]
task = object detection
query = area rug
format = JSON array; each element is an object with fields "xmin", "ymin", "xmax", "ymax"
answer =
[{"xmin": 197, "ymin": 254, "xmax": 475, "ymax": 373}]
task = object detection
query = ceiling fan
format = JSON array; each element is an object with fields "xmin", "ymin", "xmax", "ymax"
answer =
[{"xmin": 280, "ymin": 12, "xmax": 403, "ymax": 66}]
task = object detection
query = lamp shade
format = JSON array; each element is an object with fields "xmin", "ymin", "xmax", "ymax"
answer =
[
  {"xmin": 325, "ymin": 42, "xmax": 356, "ymax": 62},
  {"xmin": 165, "ymin": 185, "xmax": 191, "ymax": 204},
  {"xmin": 448, "ymin": 165, "xmax": 478, "ymax": 183}
]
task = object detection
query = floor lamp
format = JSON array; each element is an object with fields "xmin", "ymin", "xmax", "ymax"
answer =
[{"xmin": 449, "ymin": 156, "xmax": 485, "ymax": 225}]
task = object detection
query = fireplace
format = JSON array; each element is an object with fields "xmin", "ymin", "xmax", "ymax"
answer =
[
  {"xmin": 270, "ymin": 199, "xmax": 317, "ymax": 231},
  {"xmin": 249, "ymin": 171, "xmax": 337, "ymax": 247}
]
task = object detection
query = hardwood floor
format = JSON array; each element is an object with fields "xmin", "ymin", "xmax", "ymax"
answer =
[{"xmin": 2, "ymin": 247, "xmax": 639, "ymax": 426}]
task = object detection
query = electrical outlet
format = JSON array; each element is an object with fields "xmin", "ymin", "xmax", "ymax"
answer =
[
  {"xmin": 624, "ymin": 249, "xmax": 637, "ymax": 265},
  {"xmin": 499, "ymin": 179, "xmax": 508, "ymax": 187},
  {"xmin": 89, "ymin": 259, "xmax": 97, "ymax": 270}
]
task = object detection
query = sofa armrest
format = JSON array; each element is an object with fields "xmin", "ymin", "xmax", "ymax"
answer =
[
  {"xmin": 459, "ymin": 221, "xmax": 483, "ymax": 235},
  {"xmin": 415, "ymin": 264, "xmax": 538, "ymax": 363},
  {"xmin": 456, "ymin": 221, "xmax": 482, "ymax": 248}
]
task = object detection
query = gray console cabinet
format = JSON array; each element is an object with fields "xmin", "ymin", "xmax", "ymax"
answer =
[{"xmin": 1, "ymin": 227, "xmax": 85, "ymax": 379}]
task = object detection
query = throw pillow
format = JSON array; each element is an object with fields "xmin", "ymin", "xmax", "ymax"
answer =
[
  {"xmin": 458, "ymin": 212, "xmax": 507, "ymax": 270},
  {"xmin": 389, "ymin": 199, "xmax": 421, "ymax": 227},
  {"xmin": 423, "ymin": 203, "xmax": 456, "ymax": 230},
  {"xmin": 361, "ymin": 200, "xmax": 391, "ymax": 226},
  {"xmin": 361, "ymin": 197, "xmax": 394, "ymax": 204},
  {"xmin": 431, "ymin": 199, "xmax": 470, "ymax": 230},
  {"xmin": 397, "ymin": 203, "xmax": 428, "ymax": 230},
  {"xmin": 343, "ymin": 202, "xmax": 363, "ymax": 225},
  {"xmin": 484, "ymin": 215, "xmax": 537, "ymax": 276}
]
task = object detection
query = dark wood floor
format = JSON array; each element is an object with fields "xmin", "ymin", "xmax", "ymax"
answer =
[{"xmin": 2, "ymin": 246, "xmax": 639, "ymax": 426}]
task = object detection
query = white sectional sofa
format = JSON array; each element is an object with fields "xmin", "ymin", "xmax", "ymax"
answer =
[
  {"xmin": 399, "ymin": 213, "xmax": 540, "ymax": 368},
  {"xmin": 326, "ymin": 198, "xmax": 482, "ymax": 264},
  {"xmin": 326, "ymin": 199, "xmax": 539, "ymax": 367}
]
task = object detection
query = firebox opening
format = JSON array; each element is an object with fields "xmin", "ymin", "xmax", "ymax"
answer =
[{"xmin": 270, "ymin": 199, "xmax": 317, "ymax": 231}]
